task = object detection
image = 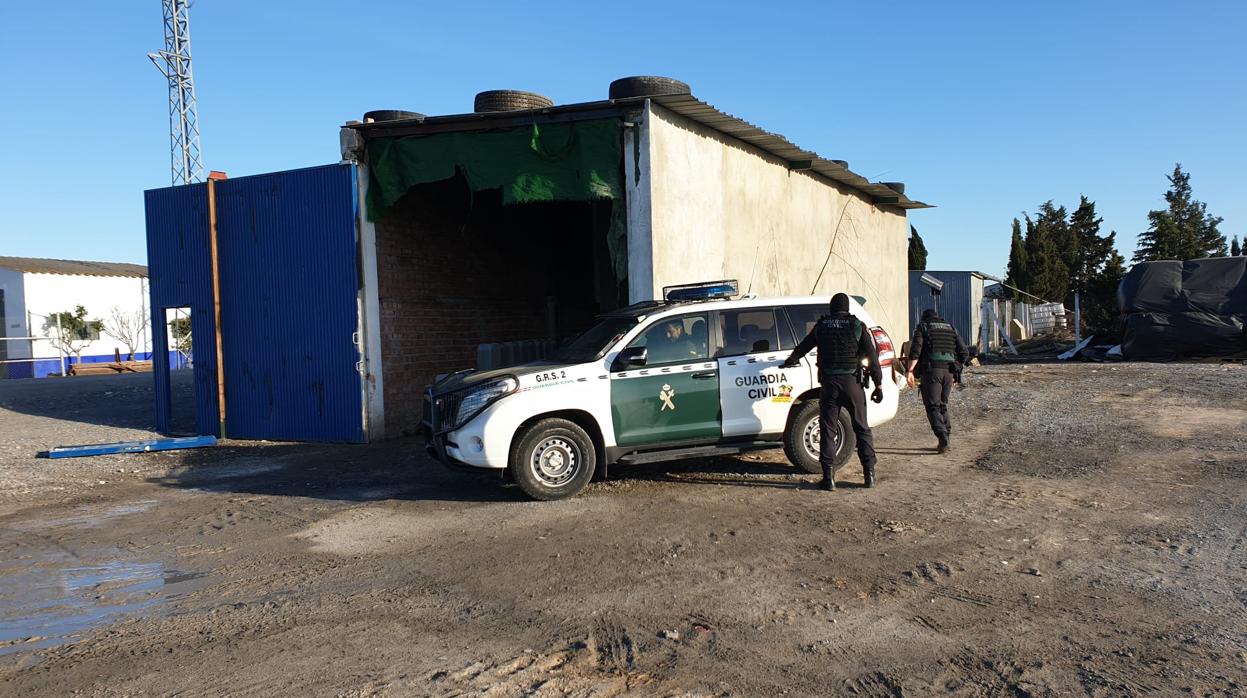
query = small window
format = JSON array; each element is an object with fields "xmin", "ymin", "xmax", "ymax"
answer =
[
  {"xmin": 626, "ymin": 313, "xmax": 709, "ymax": 365},
  {"xmin": 717, "ymin": 308, "xmax": 781, "ymax": 357},
  {"xmin": 785, "ymin": 305, "xmax": 827, "ymax": 344}
]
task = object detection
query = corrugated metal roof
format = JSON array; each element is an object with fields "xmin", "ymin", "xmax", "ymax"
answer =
[
  {"xmin": 348, "ymin": 93, "xmax": 933, "ymax": 210},
  {"xmin": 0, "ymin": 256, "xmax": 148, "ymax": 278}
]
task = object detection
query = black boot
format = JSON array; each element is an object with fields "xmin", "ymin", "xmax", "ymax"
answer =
[
  {"xmin": 863, "ymin": 462, "xmax": 876, "ymax": 488},
  {"xmin": 820, "ymin": 465, "xmax": 836, "ymax": 491},
  {"xmin": 937, "ymin": 435, "xmax": 950, "ymax": 454}
]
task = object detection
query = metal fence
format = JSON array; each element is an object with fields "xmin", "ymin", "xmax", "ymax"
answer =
[
  {"xmin": 2, "ymin": 308, "xmax": 180, "ymax": 379},
  {"xmin": 980, "ymin": 299, "xmax": 1069, "ymax": 352},
  {"xmin": 1, "ymin": 310, "xmax": 74, "ymax": 378}
]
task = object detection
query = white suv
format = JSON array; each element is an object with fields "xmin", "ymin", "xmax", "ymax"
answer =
[{"xmin": 424, "ymin": 281, "xmax": 904, "ymax": 500}]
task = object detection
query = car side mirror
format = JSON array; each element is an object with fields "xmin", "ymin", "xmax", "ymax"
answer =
[{"xmin": 613, "ymin": 346, "xmax": 647, "ymax": 371}]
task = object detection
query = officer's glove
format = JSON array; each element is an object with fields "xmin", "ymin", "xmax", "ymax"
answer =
[
  {"xmin": 781, "ymin": 358, "xmax": 801, "ymax": 369},
  {"xmin": 870, "ymin": 387, "xmax": 884, "ymax": 404}
]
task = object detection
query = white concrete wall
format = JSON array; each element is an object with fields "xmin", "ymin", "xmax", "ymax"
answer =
[
  {"xmin": 640, "ymin": 104, "xmax": 912, "ymax": 341},
  {"xmin": 0, "ymin": 268, "xmax": 28, "ymax": 359},
  {"xmin": 17, "ymin": 272, "xmax": 151, "ymax": 362}
]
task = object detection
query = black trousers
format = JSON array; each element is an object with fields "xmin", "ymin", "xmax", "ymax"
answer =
[
  {"xmin": 820, "ymin": 374, "xmax": 876, "ymax": 478},
  {"xmin": 920, "ymin": 367, "xmax": 954, "ymax": 439}
]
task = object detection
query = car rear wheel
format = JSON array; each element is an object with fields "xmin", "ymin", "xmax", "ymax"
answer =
[
  {"xmin": 509, "ymin": 418, "xmax": 597, "ymax": 501},
  {"xmin": 783, "ymin": 399, "xmax": 854, "ymax": 474}
]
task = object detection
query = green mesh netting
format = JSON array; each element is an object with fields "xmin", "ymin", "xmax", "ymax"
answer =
[
  {"xmin": 365, "ymin": 120, "xmax": 622, "ymax": 219},
  {"xmin": 364, "ymin": 118, "xmax": 628, "ymax": 290}
]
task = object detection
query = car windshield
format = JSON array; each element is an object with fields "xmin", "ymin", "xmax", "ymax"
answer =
[{"xmin": 552, "ymin": 317, "xmax": 640, "ymax": 363}]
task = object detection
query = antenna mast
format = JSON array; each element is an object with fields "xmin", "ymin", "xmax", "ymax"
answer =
[{"xmin": 148, "ymin": 0, "xmax": 204, "ymax": 186}]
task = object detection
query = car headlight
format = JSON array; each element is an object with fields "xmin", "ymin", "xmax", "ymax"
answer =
[{"xmin": 447, "ymin": 376, "xmax": 518, "ymax": 431}]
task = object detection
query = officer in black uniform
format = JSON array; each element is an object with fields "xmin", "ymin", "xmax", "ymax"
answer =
[
  {"xmin": 905, "ymin": 308, "xmax": 969, "ymax": 453},
  {"xmin": 783, "ymin": 293, "xmax": 884, "ymax": 491}
]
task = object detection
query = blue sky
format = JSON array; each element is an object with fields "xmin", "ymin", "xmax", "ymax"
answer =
[{"xmin": 1, "ymin": 1, "xmax": 1244, "ymax": 276}]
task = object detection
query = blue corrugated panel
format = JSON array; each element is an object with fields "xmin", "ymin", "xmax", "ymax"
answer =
[
  {"xmin": 144, "ymin": 183, "xmax": 220, "ymax": 436},
  {"xmin": 214, "ymin": 164, "xmax": 363, "ymax": 442},
  {"xmin": 908, "ymin": 271, "xmax": 983, "ymax": 346}
]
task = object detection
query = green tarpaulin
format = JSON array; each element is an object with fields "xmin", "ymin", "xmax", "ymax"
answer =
[
  {"xmin": 365, "ymin": 120, "xmax": 623, "ymax": 221},
  {"xmin": 364, "ymin": 118, "xmax": 628, "ymax": 289}
]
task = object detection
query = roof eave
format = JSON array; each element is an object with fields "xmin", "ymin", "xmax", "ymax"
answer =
[{"xmin": 347, "ymin": 93, "xmax": 933, "ymax": 209}]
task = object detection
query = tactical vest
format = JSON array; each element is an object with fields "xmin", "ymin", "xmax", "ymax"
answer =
[
  {"xmin": 921, "ymin": 320, "xmax": 958, "ymax": 363},
  {"xmin": 816, "ymin": 314, "xmax": 862, "ymax": 375}
]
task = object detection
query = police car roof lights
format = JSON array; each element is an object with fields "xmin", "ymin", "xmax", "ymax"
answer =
[{"xmin": 662, "ymin": 279, "xmax": 739, "ymax": 303}]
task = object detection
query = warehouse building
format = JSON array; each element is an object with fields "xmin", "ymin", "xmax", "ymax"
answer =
[
  {"xmin": 145, "ymin": 77, "xmax": 930, "ymax": 442},
  {"xmin": 0, "ymin": 256, "xmax": 153, "ymax": 379},
  {"xmin": 909, "ymin": 270, "xmax": 988, "ymax": 349}
]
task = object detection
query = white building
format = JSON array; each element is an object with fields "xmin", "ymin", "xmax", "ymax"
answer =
[{"xmin": 0, "ymin": 256, "xmax": 151, "ymax": 378}]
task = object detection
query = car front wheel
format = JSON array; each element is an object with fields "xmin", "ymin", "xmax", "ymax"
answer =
[{"xmin": 509, "ymin": 418, "xmax": 597, "ymax": 501}]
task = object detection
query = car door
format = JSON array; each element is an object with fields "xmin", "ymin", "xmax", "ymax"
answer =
[
  {"xmin": 717, "ymin": 307, "xmax": 813, "ymax": 438},
  {"xmin": 786, "ymin": 302, "xmax": 885, "ymax": 420},
  {"xmin": 610, "ymin": 312, "xmax": 721, "ymax": 448}
]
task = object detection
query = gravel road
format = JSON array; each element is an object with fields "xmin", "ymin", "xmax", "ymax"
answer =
[{"xmin": 1, "ymin": 363, "xmax": 1244, "ymax": 696}]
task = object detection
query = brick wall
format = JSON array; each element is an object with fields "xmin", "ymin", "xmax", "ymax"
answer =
[{"xmin": 376, "ymin": 178, "xmax": 550, "ymax": 437}]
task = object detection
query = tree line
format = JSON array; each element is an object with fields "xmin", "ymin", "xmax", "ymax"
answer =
[{"xmin": 998, "ymin": 164, "xmax": 1235, "ymax": 337}]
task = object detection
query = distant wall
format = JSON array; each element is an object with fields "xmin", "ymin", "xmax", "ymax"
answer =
[
  {"xmin": 0, "ymin": 271, "xmax": 150, "ymax": 373},
  {"xmin": 642, "ymin": 103, "xmax": 911, "ymax": 341}
]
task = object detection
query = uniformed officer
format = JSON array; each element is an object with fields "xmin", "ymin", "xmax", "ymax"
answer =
[
  {"xmin": 905, "ymin": 308, "xmax": 969, "ymax": 453},
  {"xmin": 783, "ymin": 293, "xmax": 884, "ymax": 491},
  {"xmin": 649, "ymin": 319, "xmax": 695, "ymax": 363}
]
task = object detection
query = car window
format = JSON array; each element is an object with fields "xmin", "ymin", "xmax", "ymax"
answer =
[
  {"xmin": 626, "ymin": 313, "xmax": 710, "ymax": 365},
  {"xmin": 785, "ymin": 305, "xmax": 828, "ymax": 346},
  {"xmin": 717, "ymin": 308, "xmax": 782, "ymax": 357}
]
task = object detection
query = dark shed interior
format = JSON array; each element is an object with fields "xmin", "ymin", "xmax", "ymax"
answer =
[{"xmin": 374, "ymin": 174, "xmax": 624, "ymax": 436}]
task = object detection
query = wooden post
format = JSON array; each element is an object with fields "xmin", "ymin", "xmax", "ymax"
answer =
[{"xmin": 207, "ymin": 178, "xmax": 227, "ymax": 438}]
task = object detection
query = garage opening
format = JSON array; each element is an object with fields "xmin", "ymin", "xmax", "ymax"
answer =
[{"xmin": 366, "ymin": 120, "xmax": 628, "ymax": 436}]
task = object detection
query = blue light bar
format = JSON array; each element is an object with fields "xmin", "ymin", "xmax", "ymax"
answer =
[{"xmin": 663, "ymin": 279, "xmax": 739, "ymax": 302}]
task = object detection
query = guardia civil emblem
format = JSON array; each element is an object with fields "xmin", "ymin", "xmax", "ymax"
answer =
[{"xmin": 659, "ymin": 384, "xmax": 676, "ymax": 411}]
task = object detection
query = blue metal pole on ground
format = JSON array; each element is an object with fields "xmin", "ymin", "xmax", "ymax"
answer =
[{"xmin": 42, "ymin": 435, "xmax": 218, "ymax": 459}]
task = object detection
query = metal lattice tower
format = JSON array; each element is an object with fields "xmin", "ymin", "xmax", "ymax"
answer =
[{"xmin": 148, "ymin": 0, "xmax": 204, "ymax": 186}]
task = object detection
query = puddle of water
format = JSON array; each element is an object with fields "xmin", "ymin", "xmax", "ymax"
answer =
[
  {"xmin": 9, "ymin": 500, "xmax": 159, "ymax": 532},
  {"xmin": 174, "ymin": 459, "xmax": 288, "ymax": 493},
  {"xmin": 0, "ymin": 552, "xmax": 205, "ymax": 659}
]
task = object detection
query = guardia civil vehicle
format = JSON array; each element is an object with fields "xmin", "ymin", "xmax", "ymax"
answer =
[{"xmin": 423, "ymin": 281, "xmax": 904, "ymax": 500}]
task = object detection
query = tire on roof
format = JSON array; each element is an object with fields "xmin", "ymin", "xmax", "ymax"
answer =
[
  {"xmin": 608, "ymin": 76, "xmax": 691, "ymax": 100},
  {"xmin": 473, "ymin": 90, "xmax": 554, "ymax": 113},
  {"xmin": 363, "ymin": 110, "xmax": 425, "ymax": 122}
]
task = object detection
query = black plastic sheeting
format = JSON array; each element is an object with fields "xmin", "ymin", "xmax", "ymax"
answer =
[{"xmin": 1119, "ymin": 257, "xmax": 1247, "ymax": 360}]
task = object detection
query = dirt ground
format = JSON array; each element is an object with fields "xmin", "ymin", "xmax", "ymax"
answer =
[{"xmin": 1, "ymin": 363, "xmax": 1245, "ymax": 696}]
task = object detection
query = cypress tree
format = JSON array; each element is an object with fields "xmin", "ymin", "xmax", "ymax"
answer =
[
  {"xmin": 1069, "ymin": 196, "xmax": 1110, "ymax": 301},
  {"xmin": 1231, "ymin": 236, "xmax": 1242, "ymax": 256},
  {"xmin": 908, "ymin": 225, "xmax": 928, "ymax": 270},
  {"xmin": 1003, "ymin": 218, "xmax": 1028, "ymax": 300},
  {"xmin": 1024, "ymin": 203, "xmax": 1070, "ymax": 302},
  {"xmin": 1134, "ymin": 164, "xmax": 1226, "ymax": 262}
]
